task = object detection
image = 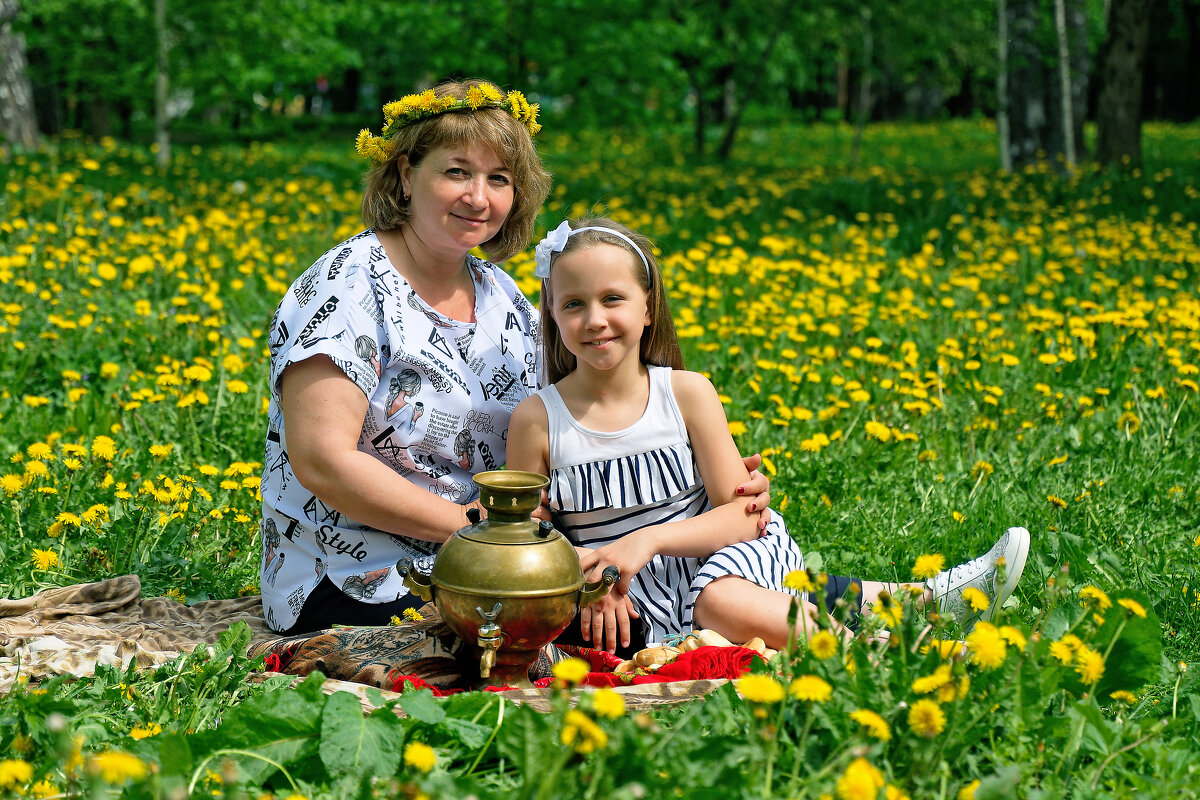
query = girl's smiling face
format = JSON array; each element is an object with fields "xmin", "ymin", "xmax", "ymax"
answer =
[
  {"xmin": 549, "ymin": 243, "xmax": 651, "ymax": 375},
  {"xmin": 400, "ymin": 144, "xmax": 514, "ymax": 256}
]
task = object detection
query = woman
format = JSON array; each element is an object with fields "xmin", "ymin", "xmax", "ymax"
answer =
[{"xmin": 259, "ymin": 79, "xmax": 768, "ymax": 635}]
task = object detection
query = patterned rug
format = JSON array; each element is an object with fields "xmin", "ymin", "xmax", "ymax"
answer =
[{"xmin": 1, "ymin": 576, "xmax": 726, "ymax": 710}]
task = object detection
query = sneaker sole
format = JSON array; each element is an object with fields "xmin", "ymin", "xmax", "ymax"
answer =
[{"xmin": 979, "ymin": 526, "xmax": 1030, "ymax": 622}]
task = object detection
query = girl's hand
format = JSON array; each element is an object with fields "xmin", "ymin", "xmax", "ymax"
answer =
[
  {"xmin": 580, "ymin": 591, "xmax": 641, "ymax": 653},
  {"xmin": 736, "ymin": 453, "xmax": 772, "ymax": 532},
  {"xmin": 578, "ymin": 531, "xmax": 657, "ymax": 595}
]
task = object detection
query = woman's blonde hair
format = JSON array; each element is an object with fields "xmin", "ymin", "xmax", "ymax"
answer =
[
  {"xmin": 360, "ymin": 78, "xmax": 552, "ymax": 263},
  {"xmin": 539, "ymin": 217, "xmax": 684, "ymax": 385}
]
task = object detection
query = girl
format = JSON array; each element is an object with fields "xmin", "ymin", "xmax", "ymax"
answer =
[{"xmin": 506, "ymin": 218, "xmax": 1029, "ymax": 654}]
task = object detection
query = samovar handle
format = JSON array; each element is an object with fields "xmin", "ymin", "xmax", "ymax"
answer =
[
  {"xmin": 476, "ymin": 602, "xmax": 503, "ymax": 678},
  {"xmin": 396, "ymin": 557, "xmax": 433, "ymax": 603},
  {"xmin": 578, "ymin": 565, "xmax": 620, "ymax": 606}
]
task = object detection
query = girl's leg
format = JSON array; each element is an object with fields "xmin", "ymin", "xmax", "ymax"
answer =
[{"xmin": 694, "ymin": 576, "xmax": 845, "ymax": 650}]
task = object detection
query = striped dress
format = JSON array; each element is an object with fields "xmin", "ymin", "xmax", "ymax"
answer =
[{"xmin": 538, "ymin": 366, "xmax": 805, "ymax": 644}]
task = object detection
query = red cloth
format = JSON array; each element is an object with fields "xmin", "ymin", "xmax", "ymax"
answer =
[{"xmin": 388, "ymin": 645, "xmax": 759, "ymax": 695}]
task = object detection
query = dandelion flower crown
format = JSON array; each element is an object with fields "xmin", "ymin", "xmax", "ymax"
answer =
[{"xmin": 355, "ymin": 84, "xmax": 541, "ymax": 164}]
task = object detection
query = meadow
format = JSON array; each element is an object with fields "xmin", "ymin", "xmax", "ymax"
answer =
[{"xmin": 1, "ymin": 119, "xmax": 1199, "ymax": 797}]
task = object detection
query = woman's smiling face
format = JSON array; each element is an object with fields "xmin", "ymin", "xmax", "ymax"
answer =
[{"xmin": 401, "ymin": 144, "xmax": 515, "ymax": 256}]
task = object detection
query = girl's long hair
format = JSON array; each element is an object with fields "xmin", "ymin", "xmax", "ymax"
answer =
[{"xmin": 539, "ymin": 217, "xmax": 683, "ymax": 385}]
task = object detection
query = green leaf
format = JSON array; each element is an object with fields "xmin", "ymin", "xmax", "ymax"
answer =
[
  {"xmin": 1095, "ymin": 589, "xmax": 1162, "ymax": 696},
  {"xmin": 973, "ymin": 764, "xmax": 1022, "ymax": 800},
  {"xmin": 318, "ymin": 691, "xmax": 404, "ymax": 780},
  {"xmin": 396, "ymin": 689, "xmax": 445, "ymax": 724}
]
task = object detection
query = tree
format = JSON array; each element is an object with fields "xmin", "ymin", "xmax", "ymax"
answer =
[
  {"xmin": 1096, "ymin": 0, "xmax": 1153, "ymax": 163},
  {"xmin": 0, "ymin": 0, "xmax": 40, "ymax": 147}
]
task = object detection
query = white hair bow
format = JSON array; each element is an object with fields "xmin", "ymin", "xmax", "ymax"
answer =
[{"xmin": 533, "ymin": 220, "xmax": 574, "ymax": 279}]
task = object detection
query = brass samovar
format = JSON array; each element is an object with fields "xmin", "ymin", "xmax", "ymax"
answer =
[{"xmin": 397, "ymin": 470, "xmax": 618, "ymax": 688}]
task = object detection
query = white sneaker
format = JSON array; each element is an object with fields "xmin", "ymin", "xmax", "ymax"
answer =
[{"xmin": 927, "ymin": 527, "xmax": 1030, "ymax": 627}]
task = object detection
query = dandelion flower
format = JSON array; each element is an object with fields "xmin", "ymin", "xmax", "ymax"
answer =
[
  {"xmin": 402, "ymin": 607, "xmax": 424, "ymax": 622},
  {"xmin": 783, "ymin": 569, "xmax": 815, "ymax": 593},
  {"xmin": 809, "ymin": 629, "xmax": 840, "ymax": 660},
  {"xmin": 31, "ymin": 549, "xmax": 59, "ymax": 570},
  {"xmin": 552, "ymin": 657, "xmax": 590, "ymax": 687},
  {"xmin": 849, "ymin": 708, "xmax": 891, "ymax": 741},
  {"xmin": 736, "ymin": 673, "xmax": 785, "ymax": 704},
  {"xmin": 1117, "ymin": 598, "xmax": 1147, "ymax": 618},
  {"xmin": 836, "ymin": 757, "xmax": 885, "ymax": 800},
  {"xmin": 1117, "ymin": 411, "xmax": 1140, "ymax": 434},
  {"xmin": 31, "ymin": 779, "xmax": 59, "ymax": 798},
  {"xmin": 998, "ymin": 626, "xmax": 1027, "ymax": 650},
  {"xmin": 91, "ymin": 435, "xmax": 117, "ymax": 460},
  {"xmin": 1074, "ymin": 647, "xmax": 1105, "ymax": 684},
  {"xmin": 87, "ymin": 751, "xmax": 148, "ymax": 783},
  {"xmin": 907, "ymin": 698, "xmax": 946, "ymax": 738},
  {"xmin": 1047, "ymin": 494, "xmax": 1067, "ymax": 509},
  {"xmin": 149, "ymin": 444, "xmax": 174, "ymax": 459},
  {"xmin": 966, "ymin": 622, "xmax": 1006, "ymax": 670},
  {"xmin": 226, "ymin": 380, "xmax": 249, "ymax": 394},
  {"xmin": 788, "ymin": 674, "xmax": 832, "ymax": 702},
  {"xmin": 27, "ymin": 443, "xmax": 53, "ymax": 460},
  {"xmin": 1079, "ymin": 586, "xmax": 1112, "ymax": 612},
  {"xmin": 958, "ymin": 780, "xmax": 980, "ymax": 800},
  {"xmin": 1050, "ymin": 634, "xmax": 1083, "ymax": 664},
  {"xmin": 402, "ymin": 741, "xmax": 436, "ymax": 772},
  {"xmin": 970, "ymin": 460, "xmax": 994, "ymax": 480},
  {"xmin": 961, "ymin": 587, "xmax": 990, "ymax": 613},
  {"xmin": 1109, "ymin": 690, "xmax": 1138, "ymax": 704},
  {"xmin": 0, "ymin": 759, "xmax": 34, "ymax": 790},
  {"xmin": 912, "ymin": 554, "xmax": 945, "ymax": 580},
  {"xmin": 560, "ymin": 709, "xmax": 607, "ymax": 754},
  {"xmin": 911, "ymin": 664, "xmax": 953, "ymax": 694},
  {"xmin": 129, "ymin": 723, "xmax": 162, "ymax": 739},
  {"xmin": 591, "ymin": 688, "xmax": 626, "ymax": 719},
  {"xmin": 1, "ymin": 474, "xmax": 23, "ymax": 495}
]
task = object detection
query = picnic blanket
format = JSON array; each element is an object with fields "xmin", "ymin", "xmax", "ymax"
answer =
[{"xmin": 1, "ymin": 576, "xmax": 737, "ymax": 710}]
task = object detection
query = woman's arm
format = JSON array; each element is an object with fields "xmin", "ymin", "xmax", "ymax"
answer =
[{"xmin": 281, "ymin": 355, "xmax": 477, "ymax": 542}]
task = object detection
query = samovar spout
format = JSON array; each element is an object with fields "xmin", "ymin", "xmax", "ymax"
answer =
[
  {"xmin": 578, "ymin": 565, "xmax": 620, "ymax": 606},
  {"xmin": 476, "ymin": 603, "xmax": 503, "ymax": 679},
  {"xmin": 396, "ymin": 557, "xmax": 433, "ymax": 602}
]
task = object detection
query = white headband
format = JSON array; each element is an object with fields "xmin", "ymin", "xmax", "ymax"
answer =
[{"xmin": 533, "ymin": 220, "xmax": 651, "ymax": 279}]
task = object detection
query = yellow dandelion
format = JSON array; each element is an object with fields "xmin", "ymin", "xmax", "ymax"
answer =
[
  {"xmin": 560, "ymin": 709, "xmax": 607, "ymax": 754},
  {"xmin": 849, "ymin": 708, "xmax": 891, "ymax": 741},
  {"xmin": 31, "ymin": 549, "xmax": 59, "ymax": 570},
  {"xmin": 1050, "ymin": 634, "xmax": 1083, "ymax": 664},
  {"xmin": 129, "ymin": 723, "xmax": 162, "ymax": 740},
  {"xmin": 998, "ymin": 625, "xmax": 1027, "ymax": 650},
  {"xmin": 1118, "ymin": 411, "xmax": 1140, "ymax": 433},
  {"xmin": 403, "ymin": 607, "xmax": 424, "ymax": 622},
  {"xmin": 31, "ymin": 779, "xmax": 59, "ymax": 798},
  {"xmin": 788, "ymin": 674, "xmax": 832, "ymax": 703},
  {"xmin": 1, "ymin": 474, "xmax": 23, "ymax": 495},
  {"xmin": 783, "ymin": 569, "xmax": 815, "ymax": 593},
  {"xmin": 1109, "ymin": 690, "xmax": 1138, "ymax": 704},
  {"xmin": 1079, "ymin": 586, "xmax": 1112, "ymax": 612},
  {"xmin": 0, "ymin": 759, "xmax": 34, "ymax": 791},
  {"xmin": 91, "ymin": 435, "xmax": 117, "ymax": 460},
  {"xmin": 958, "ymin": 780, "xmax": 980, "ymax": 800},
  {"xmin": 1117, "ymin": 598, "xmax": 1147, "ymax": 618},
  {"xmin": 56, "ymin": 512, "xmax": 83, "ymax": 527},
  {"xmin": 736, "ymin": 673, "xmax": 785, "ymax": 704},
  {"xmin": 1074, "ymin": 647, "xmax": 1105, "ymax": 684},
  {"xmin": 1047, "ymin": 494, "xmax": 1067, "ymax": 509},
  {"xmin": 966, "ymin": 622, "xmax": 1006, "ymax": 670},
  {"xmin": 402, "ymin": 741, "xmax": 436, "ymax": 773},
  {"xmin": 912, "ymin": 554, "xmax": 945, "ymax": 580},
  {"xmin": 907, "ymin": 698, "xmax": 946, "ymax": 738},
  {"xmin": 809, "ymin": 629, "xmax": 840, "ymax": 660},
  {"xmin": 591, "ymin": 688, "xmax": 626, "ymax": 719},
  {"xmin": 87, "ymin": 751, "xmax": 148, "ymax": 783},
  {"xmin": 836, "ymin": 757, "xmax": 885, "ymax": 800},
  {"xmin": 961, "ymin": 586, "xmax": 990, "ymax": 613},
  {"xmin": 911, "ymin": 664, "xmax": 953, "ymax": 694},
  {"xmin": 970, "ymin": 460, "xmax": 994, "ymax": 480},
  {"xmin": 552, "ymin": 657, "xmax": 590, "ymax": 687},
  {"xmin": 149, "ymin": 443, "xmax": 174, "ymax": 458},
  {"xmin": 27, "ymin": 443, "xmax": 53, "ymax": 459}
]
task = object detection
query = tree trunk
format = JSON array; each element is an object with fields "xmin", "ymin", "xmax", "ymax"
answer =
[
  {"xmin": 1096, "ymin": 0, "xmax": 1152, "ymax": 164},
  {"xmin": 850, "ymin": 7, "xmax": 873, "ymax": 167},
  {"xmin": 997, "ymin": 0, "xmax": 1012, "ymax": 171},
  {"xmin": 0, "ymin": 0, "xmax": 39, "ymax": 148},
  {"xmin": 1054, "ymin": 0, "xmax": 1077, "ymax": 167},
  {"xmin": 154, "ymin": 0, "xmax": 170, "ymax": 168},
  {"xmin": 716, "ymin": 25, "xmax": 785, "ymax": 161},
  {"xmin": 1005, "ymin": 0, "xmax": 1046, "ymax": 168}
]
